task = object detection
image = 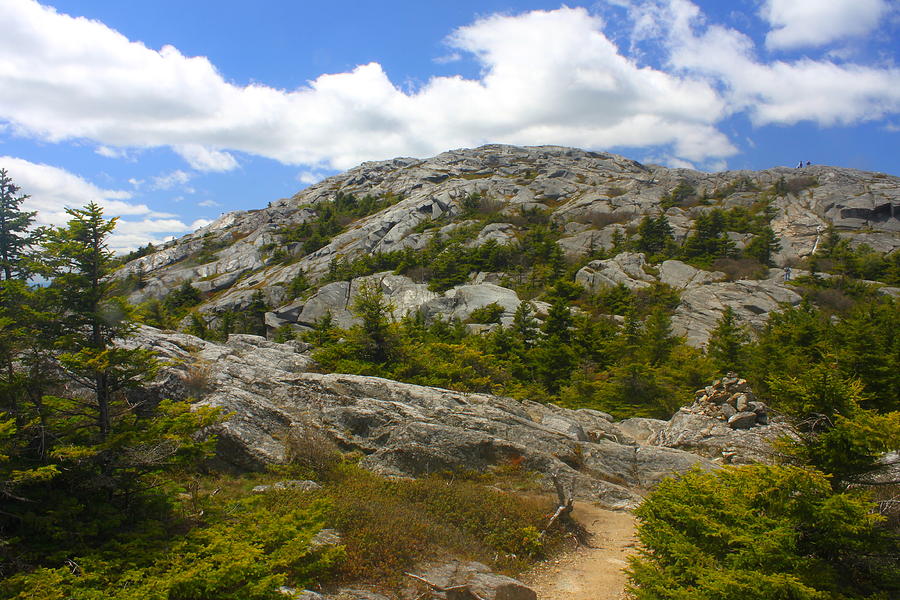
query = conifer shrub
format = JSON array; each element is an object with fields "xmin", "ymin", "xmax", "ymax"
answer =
[
  {"xmin": 628, "ymin": 465, "xmax": 897, "ymax": 599},
  {"xmin": 468, "ymin": 302, "xmax": 505, "ymax": 324}
]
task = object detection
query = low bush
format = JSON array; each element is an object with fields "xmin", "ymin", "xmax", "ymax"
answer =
[
  {"xmin": 468, "ymin": 302, "xmax": 505, "ymax": 324},
  {"xmin": 628, "ymin": 464, "xmax": 898, "ymax": 599}
]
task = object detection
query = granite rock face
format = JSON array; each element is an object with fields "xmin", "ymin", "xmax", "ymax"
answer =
[
  {"xmin": 114, "ymin": 145, "xmax": 899, "ymax": 344},
  {"xmin": 128, "ymin": 326, "xmax": 791, "ymax": 509}
]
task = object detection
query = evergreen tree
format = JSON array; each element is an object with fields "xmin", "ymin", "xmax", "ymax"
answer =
[
  {"xmin": 634, "ymin": 215, "xmax": 674, "ymax": 258},
  {"xmin": 628, "ymin": 465, "xmax": 897, "ymax": 599},
  {"xmin": 512, "ymin": 301, "xmax": 538, "ymax": 348},
  {"xmin": 0, "ymin": 169, "xmax": 43, "ymax": 281},
  {"xmin": 706, "ymin": 306, "xmax": 750, "ymax": 373},
  {"xmin": 534, "ymin": 298, "xmax": 575, "ymax": 392},
  {"xmin": 744, "ymin": 226, "xmax": 780, "ymax": 266},
  {"xmin": 44, "ymin": 203, "xmax": 157, "ymax": 438},
  {"xmin": 239, "ymin": 290, "xmax": 268, "ymax": 336},
  {"xmin": 541, "ymin": 297, "xmax": 573, "ymax": 344},
  {"xmin": 640, "ymin": 308, "xmax": 678, "ymax": 366},
  {"xmin": 351, "ymin": 282, "xmax": 395, "ymax": 362},
  {"xmin": 681, "ymin": 209, "xmax": 735, "ymax": 263}
]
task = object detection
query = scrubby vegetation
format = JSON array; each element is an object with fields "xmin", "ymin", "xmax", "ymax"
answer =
[
  {"xmin": 309, "ymin": 280, "xmax": 713, "ymax": 417},
  {"xmin": 3, "ymin": 164, "xmax": 897, "ymax": 598},
  {"xmin": 278, "ymin": 191, "xmax": 402, "ymax": 258},
  {"xmin": 628, "ymin": 349, "xmax": 900, "ymax": 599},
  {"xmin": 0, "ymin": 174, "xmax": 559, "ymax": 598},
  {"xmin": 628, "ymin": 464, "xmax": 897, "ymax": 599}
]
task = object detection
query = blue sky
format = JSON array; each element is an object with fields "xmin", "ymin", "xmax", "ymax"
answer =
[{"xmin": 1, "ymin": 0, "xmax": 898, "ymax": 251}]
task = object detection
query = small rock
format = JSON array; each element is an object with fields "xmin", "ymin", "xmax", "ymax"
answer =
[
  {"xmin": 719, "ymin": 403, "xmax": 736, "ymax": 419},
  {"xmin": 732, "ymin": 393, "xmax": 750, "ymax": 411},
  {"xmin": 747, "ymin": 401, "xmax": 767, "ymax": 415},
  {"xmin": 254, "ymin": 480, "xmax": 322, "ymax": 493},
  {"xmin": 331, "ymin": 589, "xmax": 390, "ymax": 600},
  {"xmin": 280, "ymin": 589, "xmax": 324, "ymax": 600},
  {"xmin": 728, "ymin": 412, "xmax": 757, "ymax": 430}
]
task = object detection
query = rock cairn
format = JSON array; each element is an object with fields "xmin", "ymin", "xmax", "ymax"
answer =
[{"xmin": 688, "ymin": 374, "xmax": 769, "ymax": 430}]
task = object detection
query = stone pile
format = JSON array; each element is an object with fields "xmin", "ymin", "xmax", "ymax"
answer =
[{"xmin": 689, "ymin": 374, "xmax": 769, "ymax": 429}]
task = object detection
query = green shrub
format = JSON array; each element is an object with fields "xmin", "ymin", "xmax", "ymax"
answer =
[
  {"xmin": 1, "ymin": 498, "xmax": 343, "ymax": 600},
  {"xmin": 628, "ymin": 465, "xmax": 897, "ymax": 599},
  {"xmin": 468, "ymin": 302, "xmax": 505, "ymax": 324}
]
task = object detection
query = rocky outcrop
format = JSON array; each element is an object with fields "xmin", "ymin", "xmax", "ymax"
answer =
[
  {"xmin": 266, "ymin": 250, "xmax": 803, "ymax": 348},
  {"xmin": 128, "ymin": 326, "xmax": 791, "ymax": 510},
  {"xmin": 575, "ymin": 253, "xmax": 658, "ymax": 291},
  {"xmin": 574, "ymin": 255, "xmax": 803, "ymax": 346},
  {"xmin": 671, "ymin": 274, "xmax": 804, "ymax": 346},
  {"xmin": 114, "ymin": 145, "xmax": 899, "ymax": 340}
]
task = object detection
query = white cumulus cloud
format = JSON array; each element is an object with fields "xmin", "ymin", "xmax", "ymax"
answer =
[
  {"xmin": 296, "ymin": 170, "xmax": 330, "ymax": 185},
  {"xmin": 1, "ymin": 0, "xmax": 897, "ymax": 172},
  {"xmin": 0, "ymin": 0, "xmax": 735, "ymax": 168},
  {"xmin": 150, "ymin": 170, "xmax": 192, "ymax": 191},
  {"xmin": 761, "ymin": 0, "xmax": 890, "ymax": 50},
  {"xmin": 174, "ymin": 144, "xmax": 239, "ymax": 172},
  {"xmin": 643, "ymin": 0, "xmax": 900, "ymax": 127},
  {"xmin": 0, "ymin": 156, "xmax": 195, "ymax": 252}
]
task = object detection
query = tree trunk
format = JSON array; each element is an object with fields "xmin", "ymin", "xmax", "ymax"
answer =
[{"xmin": 97, "ymin": 372, "xmax": 110, "ymax": 438}]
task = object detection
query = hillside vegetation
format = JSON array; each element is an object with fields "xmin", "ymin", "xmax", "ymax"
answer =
[{"xmin": 1, "ymin": 149, "xmax": 898, "ymax": 598}]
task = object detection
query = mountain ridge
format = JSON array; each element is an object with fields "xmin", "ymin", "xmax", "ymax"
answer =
[{"xmin": 114, "ymin": 144, "xmax": 900, "ymax": 343}]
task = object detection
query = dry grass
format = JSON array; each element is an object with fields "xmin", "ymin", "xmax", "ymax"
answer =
[{"xmin": 183, "ymin": 360, "xmax": 215, "ymax": 398}]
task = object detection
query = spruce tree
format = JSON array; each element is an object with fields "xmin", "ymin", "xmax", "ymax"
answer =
[
  {"xmin": 512, "ymin": 301, "xmax": 538, "ymax": 349},
  {"xmin": 744, "ymin": 226, "xmax": 780, "ymax": 266},
  {"xmin": 0, "ymin": 169, "xmax": 43, "ymax": 281},
  {"xmin": 640, "ymin": 308, "xmax": 678, "ymax": 366},
  {"xmin": 351, "ymin": 281, "xmax": 395, "ymax": 362},
  {"xmin": 634, "ymin": 215, "xmax": 674, "ymax": 258},
  {"xmin": 45, "ymin": 203, "xmax": 157, "ymax": 438},
  {"xmin": 706, "ymin": 306, "xmax": 750, "ymax": 374}
]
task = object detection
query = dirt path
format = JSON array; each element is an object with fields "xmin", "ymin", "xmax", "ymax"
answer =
[{"xmin": 522, "ymin": 502, "xmax": 638, "ymax": 600}]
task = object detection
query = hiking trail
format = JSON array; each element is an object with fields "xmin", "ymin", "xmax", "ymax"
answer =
[{"xmin": 522, "ymin": 502, "xmax": 638, "ymax": 600}]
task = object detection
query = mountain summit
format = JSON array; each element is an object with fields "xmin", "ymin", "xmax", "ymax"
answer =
[{"xmin": 115, "ymin": 144, "xmax": 899, "ymax": 343}]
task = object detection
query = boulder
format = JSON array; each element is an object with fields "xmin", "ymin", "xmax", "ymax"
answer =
[
  {"xmin": 648, "ymin": 409, "xmax": 795, "ymax": 465},
  {"xmin": 616, "ymin": 417, "xmax": 667, "ymax": 445},
  {"xmin": 309, "ymin": 528, "xmax": 342, "ymax": 550},
  {"xmin": 411, "ymin": 561, "xmax": 537, "ymax": 600},
  {"xmin": 575, "ymin": 253, "xmax": 656, "ymax": 292},
  {"xmin": 727, "ymin": 412, "xmax": 758, "ymax": 430},
  {"xmin": 658, "ymin": 260, "xmax": 725, "ymax": 289},
  {"xmin": 672, "ymin": 280, "xmax": 803, "ymax": 346}
]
